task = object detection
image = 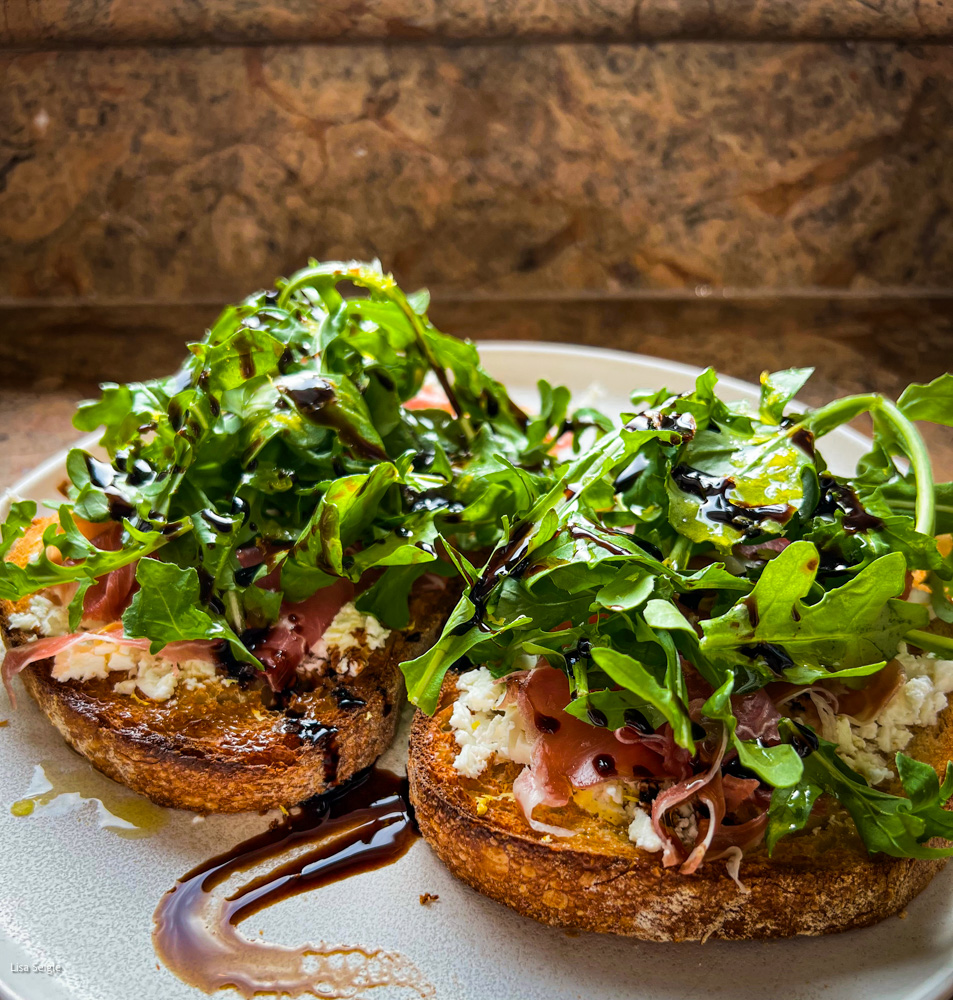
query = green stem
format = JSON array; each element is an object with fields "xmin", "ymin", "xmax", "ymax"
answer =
[
  {"xmin": 795, "ymin": 392, "xmax": 935, "ymax": 537},
  {"xmin": 875, "ymin": 397, "xmax": 935, "ymax": 537},
  {"xmin": 277, "ymin": 260, "xmax": 473, "ymax": 441},
  {"xmin": 666, "ymin": 534, "xmax": 692, "ymax": 571},
  {"xmin": 572, "ymin": 660, "xmax": 590, "ymax": 699},
  {"xmin": 905, "ymin": 629, "xmax": 953, "ymax": 658}
]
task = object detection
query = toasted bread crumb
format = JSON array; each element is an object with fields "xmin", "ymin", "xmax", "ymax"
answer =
[{"xmin": 419, "ymin": 893, "xmax": 439, "ymax": 906}]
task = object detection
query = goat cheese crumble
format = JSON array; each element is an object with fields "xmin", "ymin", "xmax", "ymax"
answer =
[
  {"xmin": 626, "ymin": 802, "xmax": 665, "ymax": 853},
  {"xmin": 300, "ymin": 602, "xmax": 392, "ymax": 679},
  {"xmin": 52, "ymin": 639, "xmax": 217, "ymax": 702},
  {"xmin": 7, "ymin": 595, "xmax": 69, "ymax": 639},
  {"xmin": 833, "ymin": 646, "xmax": 953, "ymax": 785},
  {"xmin": 448, "ymin": 667, "xmax": 533, "ymax": 778}
]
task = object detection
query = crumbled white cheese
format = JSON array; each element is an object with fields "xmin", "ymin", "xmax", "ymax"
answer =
[
  {"xmin": 834, "ymin": 647, "xmax": 953, "ymax": 785},
  {"xmin": 53, "ymin": 639, "xmax": 216, "ymax": 702},
  {"xmin": 625, "ymin": 802, "xmax": 664, "ymax": 853},
  {"xmin": 456, "ymin": 665, "xmax": 506, "ymax": 713},
  {"xmin": 52, "ymin": 640, "xmax": 139, "ymax": 684},
  {"xmin": 448, "ymin": 666, "xmax": 533, "ymax": 778},
  {"xmin": 116, "ymin": 658, "xmax": 178, "ymax": 701},
  {"xmin": 299, "ymin": 602, "xmax": 392, "ymax": 679},
  {"xmin": 112, "ymin": 657, "xmax": 217, "ymax": 702},
  {"xmin": 7, "ymin": 594, "xmax": 69, "ymax": 638}
]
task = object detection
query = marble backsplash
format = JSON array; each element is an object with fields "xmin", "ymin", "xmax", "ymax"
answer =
[
  {"xmin": 2, "ymin": 41, "xmax": 952, "ymax": 305},
  {"xmin": 0, "ymin": 1, "xmax": 950, "ymax": 416}
]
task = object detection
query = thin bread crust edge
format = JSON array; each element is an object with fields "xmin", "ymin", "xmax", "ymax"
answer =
[
  {"xmin": 407, "ymin": 678, "xmax": 953, "ymax": 942},
  {"xmin": 1, "ymin": 518, "xmax": 453, "ymax": 813}
]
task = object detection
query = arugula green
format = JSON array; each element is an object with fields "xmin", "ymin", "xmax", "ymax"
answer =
[
  {"xmin": 699, "ymin": 542, "xmax": 928, "ymax": 684},
  {"xmin": 0, "ymin": 259, "xmax": 578, "ymax": 671},
  {"xmin": 122, "ymin": 560, "xmax": 259, "ymax": 668},
  {"xmin": 769, "ymin": 722, "xmax": 953, "ymax": 860},
  {"xmin": 405, "ymin": 363, "xmax": 953, "ymax": 864}
]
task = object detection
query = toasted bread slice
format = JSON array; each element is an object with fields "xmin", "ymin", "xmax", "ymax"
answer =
[
  {"xmin": 1, "ymin": 520, "xmax": 452, "ymax": 813},
  {"xmin": 408, "ymin": 676, "xmax": 953, "ymax": 941}
]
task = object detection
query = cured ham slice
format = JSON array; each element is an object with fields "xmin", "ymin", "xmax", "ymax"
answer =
[
  {"xmin": 651, "ymin": 729, "xmax": 729, "ymax": 872},
  {"xmin": 74, "ymin": 524, "xmax": 138, "ymax": 624},
  {"xmin": 509, "ymin": 665, "xmax": 684, "ymax": 834},
  {"xmin": 731, "ymin": 688, "xmax": 782, "ymax": 744},
  {"xmin": 253, "ymin": 577, "xmax": 355, "ymax": 692}
]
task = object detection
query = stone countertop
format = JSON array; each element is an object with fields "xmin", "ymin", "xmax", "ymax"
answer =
[{"xmin": 2, "ymin": 0, "xmax": 952, "ymax": 47}]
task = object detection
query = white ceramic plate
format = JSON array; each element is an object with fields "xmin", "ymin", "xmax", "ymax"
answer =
[{"xmin": 0, "ymin": 343, "xmax": 950, "ymax": 1000}]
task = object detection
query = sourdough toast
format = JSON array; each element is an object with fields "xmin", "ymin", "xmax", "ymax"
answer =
[
  {"xmin": 1, "ymin": 520, "xmax": 451, "ymax": 813},
  {"xmin": 408, "ymin": 675, "xmax": 953, "ymax": 942}
]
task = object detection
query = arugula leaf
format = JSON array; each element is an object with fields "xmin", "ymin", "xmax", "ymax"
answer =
[
  {"xmin": 759, "ymin": 367, "xmax": 813, "ymax": 425},
  {"xmin": 400, "ymin": 598, "xmax": 532, "ymax": 714},
  {"xmin": 898, "ymin": 373, "xmax": 953, "ymax": 426},
  {"xmin": 122, "ymin": 560, "xmax": 260, "ymax": 667},
  {"xmin": 590, "ymin": 646, "xmax": 694, "ymax": 751},
  {"xmin": 643, "ymin": 599, "xmax": 694, "ymax": 633},
  {"xmin": 0, "ymin": 500, "xmax": 36, "ymax": 562},
  {"xmin": 700, "ymin": 541, "xmax": 928, "ymax": 682},
  {"xmin": 0, "ymin": 509, "xmax": 184, "ymax": 603},
  {"xmin": 563, "ymin": 688, "xmax": 668, "ymax": 731},
  {"xmin": 765, "ymin": 781, "xmax": 822, "ymax": 854},
  {"xmin": 667, "ymin": 420, "xmax": 814, "ymax": 551},
  {"xmin": 595, "ymin": 567, "xmax": 655, "ymax": 612},
  {"xmin": 792, "ymin": 725, "xmax": 953, "ymax": 859}
]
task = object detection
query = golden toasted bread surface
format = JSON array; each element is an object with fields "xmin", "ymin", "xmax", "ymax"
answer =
[
  {"xmin": 408, "ymin": 676, "xmax": 952, "ymax": 941},
  {"xmin": 1, "ymin": 519, "xmax": 452, "ymax": 812}
]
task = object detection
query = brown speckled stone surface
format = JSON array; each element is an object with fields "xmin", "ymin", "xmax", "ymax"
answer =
[
  {"xmin": 2, "ymin": 43, "xmax": 952, "ymax": 302},
  {"xmin": 1, "ymin": 0, "xmax": 952, "ymax": 46}
]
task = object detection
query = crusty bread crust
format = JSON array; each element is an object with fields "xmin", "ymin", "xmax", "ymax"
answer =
[
  {"xmin": 1, "ymin": 518, "xmax": 451, "ymax": 813},
  {"xmin": 408, "ymin": 677, "xmax": 953, "ymax": 941}
]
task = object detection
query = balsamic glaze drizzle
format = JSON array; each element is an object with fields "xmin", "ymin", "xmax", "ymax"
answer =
[
  {"xmin": 152, "ymin": 768, "xmax": 429, "ymax": 999},
  {"xmin": 814, "ymin": 474, "xmax": 885, "ymax": 534},
  {"xmin": 670, "ymin": 465, "xmax": 794, "ymax": 536}
]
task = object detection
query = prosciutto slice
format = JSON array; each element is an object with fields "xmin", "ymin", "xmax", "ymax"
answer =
[
  {"xmin": 721, "ymin": 774, "xmax": 762, "ymax": 814},
  {"xmin": 731, "ymin": 688, "xmax": 782, "ymax": 744},
  {"xmin": 510, "ymin": 665, "xmax": 686, "ymax": 835},
  {"xmin": 1, "ymin": 628, "xmax": 215, "ymax": 706},
  {"xmin": 651, "ymin": 728, "xmax": 729, "ymax": 871},
  {"xmin": 83, "ymin": 562, "xmax": 137, "ymax": 624},
  {"xmin": 62, "ymin": 523, "xmax": 139, "ymax": 624},
  {"xmin": 253, "ymin": 577, "xmax": 355, "ymax": 692}
]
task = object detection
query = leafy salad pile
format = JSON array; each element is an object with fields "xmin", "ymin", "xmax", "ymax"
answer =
[
  {"xmin": 402, "ymin": 366, "xmax": 953, "ymax": 859},
  {"xmin": 0, "ymin": 260, "xmax": 578, "ymax": 671},
  {"xmin": 3, "ymin": 255, "xmax": 953, "ymax": 861}
]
